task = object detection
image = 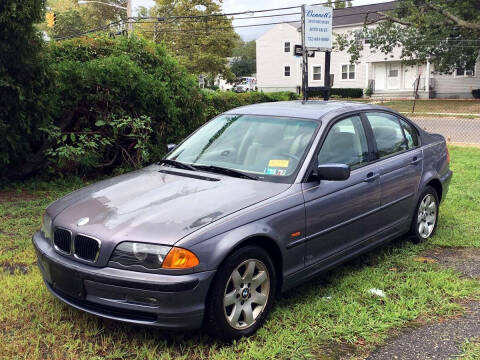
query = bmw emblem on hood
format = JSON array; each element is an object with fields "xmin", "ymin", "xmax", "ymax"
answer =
[{"xmin": 77, "ymin": 217, "xmax": 90, "ymax": 226}]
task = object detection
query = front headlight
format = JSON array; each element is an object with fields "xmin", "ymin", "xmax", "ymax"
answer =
[
  {"xmin": 40, "ymin": 213, "xmax": 53, "ymax": 240},
  {"xmin": 110, "ymin": 242, "xmax": 172, "ymax": 270},
  {"xmin": 110, "ymin": 242, "xmax": 199, "ymax": 270}
]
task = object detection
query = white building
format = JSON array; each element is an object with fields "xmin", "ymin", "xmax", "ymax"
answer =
[{"xmin": 256, "ymin": 1, "xmax": 479, "ymax": 98}]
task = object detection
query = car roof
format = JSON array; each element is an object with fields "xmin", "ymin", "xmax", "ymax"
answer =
[{"xmin": 223, "ymin": 100, "xmax": 391, "ymax": 121}]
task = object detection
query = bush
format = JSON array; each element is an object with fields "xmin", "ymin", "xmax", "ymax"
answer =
[
  {"xmin": 202, "ymin": 91, "xmax": 299, "ymax": 119},
  {"xmin": 308, "ymin": 87, "xmax": 363, "ymax": 98},
  {"xmin": 473, "ymin": 89, "xmax": 480, "ymax": 99},
  {"xmin": 1, "ymin": 34, "xmax": 300, "ymax": 180},
  {"xmin": 0, "ymin": 0, "xmax": 54, "ymax": 178},
  {"xmin": 331, "ymin": 88, "xmax": 363, "ymax": 98}
]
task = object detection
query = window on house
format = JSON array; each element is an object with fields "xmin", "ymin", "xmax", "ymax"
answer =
[
  {"xmin": 313, "ymin": 66, "xmax": 322, "ymax": 80},
  {"xmin": 456, "ymin": 67, "xmax": 475, "ymax": 77},
  {"xmin": 284, "ymin": 66, "xmax": 291, "ymax": 77},
  {"xmin": 388, "ymin": 64, "xmax": 399, "ymax": 78},
  {"xmin": 342, "ymin": 64, "xmax": 355, "ymax": 80},
  {"xmin": 284, "ymin": 42, "xmax": 290, "ymax": 53}
]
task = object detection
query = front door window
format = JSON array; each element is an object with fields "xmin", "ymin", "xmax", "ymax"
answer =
[{"xmin": 317, "ymin": 115, "xmax": 369, "ymax": 169}]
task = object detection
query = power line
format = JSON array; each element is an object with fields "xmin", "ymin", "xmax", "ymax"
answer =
[
  {"xmin": 54, "ymin": 0, "xmax": 472, "ymax": 41},
  {"xmin": 54, "ymin": 19, "xmax": 124, "ymax": 41}
]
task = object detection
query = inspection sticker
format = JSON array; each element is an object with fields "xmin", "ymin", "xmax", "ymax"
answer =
[
  {"xmin": 264, "ymin": 168, "xmax": 288, "ymax": 176},
  {"xmin": 268, "ymin": 159, "xmax": 289, "ymax": 167}
]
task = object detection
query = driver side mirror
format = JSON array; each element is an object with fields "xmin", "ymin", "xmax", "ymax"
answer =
[
  {"xmin": 166, "ymin": 143, "xmax": 176, "ymax": 153},
  {"xmin": 316, "ymin": 163, "xmax": 350, "ymax": 181}
]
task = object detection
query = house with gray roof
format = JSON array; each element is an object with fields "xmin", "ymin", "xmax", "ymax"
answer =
[{"xmin": 256, "ymin": 1, "xmax": 479, "ymax": 98}]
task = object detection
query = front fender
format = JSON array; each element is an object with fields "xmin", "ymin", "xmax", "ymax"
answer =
[{"xmin": 188, "ymin": 201, "xmax": 307, "ymax": 282}]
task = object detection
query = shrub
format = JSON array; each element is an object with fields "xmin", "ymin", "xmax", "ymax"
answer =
[
  {"xmin": 308, "ymin": 88, "xmax": 363, "ymax": 98},
  {"xmin": 202, "ymin": 91, "xmax": 299, "ymax": 119},
  {"xmin": 1, "ymin": 33, "xmax": 300, "ymax": 179},
  {"xmin": 0, "ymin": 0, "xmax": 54, "ymax": 178},
  {"xmin": 473, "ymin": 89, "xmax": 480, "ymax": 99},
  {"xmin": 37, "ymin": 36, "xmax": 203, "ymax": 177},
  {"xmin": 331, "ymin": 88, "xmax": 363, "ymax": 98}
]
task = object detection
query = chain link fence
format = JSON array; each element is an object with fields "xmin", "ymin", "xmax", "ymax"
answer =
[{"xmin": 368, "ymin": 99, "xmax": 480, "ymax": 145}]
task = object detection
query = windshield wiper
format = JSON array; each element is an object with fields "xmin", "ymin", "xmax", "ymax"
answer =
[
  {"xmin": 158, "ymin": 159, "xmax": 197, "ymax": 171},
  {"xmin": 194, "ymin": 165, "xmax": 258, "ymax": 180}
]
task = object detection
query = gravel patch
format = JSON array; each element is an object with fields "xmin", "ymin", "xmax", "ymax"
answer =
[
  {"xmin": 367, "ymin": 302, "xmax": 480, "ymax": 360},
  {"xmin": 423, "ymin": 248, "xmax": 480, "ymax": 279},
  {"xmin": 367, "ymin": 248, "xmax": 480, "ymax": 360}
]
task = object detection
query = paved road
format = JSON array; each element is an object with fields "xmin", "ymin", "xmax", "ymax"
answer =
[
  {"xmin": 367, "ymin": 248, "xmax": 480, "ymax": 360},
  {"xmin": 409, "ymin": 116, "xmax": 480, "ymax": 144}
]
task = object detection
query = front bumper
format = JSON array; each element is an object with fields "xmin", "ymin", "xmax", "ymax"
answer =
[{"xmin": 33, "ymin": 231, "xmax": 215, "ymax": 329}]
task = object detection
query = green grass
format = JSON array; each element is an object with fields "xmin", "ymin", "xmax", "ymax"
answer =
[
  {"xmin": 459, "ymin": 338, "xmax": 480, "ymax": 360},
  {"xmin": 1, "ymin": 147, "xmax": 479, "ymax": 359},
  {"xmin": 331, "ymin": 99, "xmax": 480, "ymax": 117},
  {"xmin": 375, "ymin": 100, "xmax": 480, "ymax": 115}
]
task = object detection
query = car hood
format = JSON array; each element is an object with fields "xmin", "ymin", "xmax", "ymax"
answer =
[{"xmin": 49, "ymin": 165, "xmax": 290, "ymax": 246}]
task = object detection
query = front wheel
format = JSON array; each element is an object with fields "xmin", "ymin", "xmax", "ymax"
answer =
[
  {"xmin": 410, "ymin": 186, "xmax": 439, "ymax": 243},
  {"xmin": 205, "ymin": 246, "xmax": 276, "ymax": 340}
]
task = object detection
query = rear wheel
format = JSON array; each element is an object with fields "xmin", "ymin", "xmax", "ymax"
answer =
[
  {"xmin": 205, "ymin": 246, "xmax": 276, "ymax": 340},
  {"xmin": 410, "ymin": 186, "xmax": 439, "ymax": 243}
]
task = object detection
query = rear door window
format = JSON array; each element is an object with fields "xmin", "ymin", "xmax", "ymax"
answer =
[
  {"xmin": 366, "ymin": 112, "xmax": 408, "ymax": 158},
  {"xmin": 399, "ymin": 118, "xmax": 419, "ymax": 148}
]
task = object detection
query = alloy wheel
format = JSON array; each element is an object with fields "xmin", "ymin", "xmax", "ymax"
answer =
[
  {"xmin": 223, "ymin": 259, "xmax": 270, "ymax": 330},
  {"xmin": 417, "ymin": 194, "xmax": 437, "ymax": 238}
]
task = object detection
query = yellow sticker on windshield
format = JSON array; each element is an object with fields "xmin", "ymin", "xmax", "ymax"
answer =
[{"xmin": 268, "ymin": 160, "xmax": 289, "ymax": 167}]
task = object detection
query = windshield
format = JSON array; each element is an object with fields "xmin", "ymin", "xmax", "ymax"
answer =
[{"xmin": 166, "ymin": 115, "xmax": 318, "ymax": 182}]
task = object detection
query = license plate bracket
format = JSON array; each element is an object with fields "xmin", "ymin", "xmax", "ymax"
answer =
[{"xmin": 50, "ymin": 263, "xmax": 85, "ymax": 300}]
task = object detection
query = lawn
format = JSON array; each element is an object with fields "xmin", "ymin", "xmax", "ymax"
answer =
[
  {"xmin": 1, "ymin": 146, "xmax": 479, "ymax": 360},
  {"xmin": 372, "ymin": 100, "xmax": 480, "ymax": 116}
]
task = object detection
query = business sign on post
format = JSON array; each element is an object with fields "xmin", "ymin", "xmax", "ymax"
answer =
[{"xmin": 304, "ymin": 5, "xmax": 333, "ymax": 51}]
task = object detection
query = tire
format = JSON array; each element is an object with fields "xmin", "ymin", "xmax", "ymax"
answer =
[
  {"xmin": 204, "ymin": 246, "xmax": 276, "ymax": 340},
  {"xmin": 410, "ymin": 186, "xmax": 439, "ymax": 243}
]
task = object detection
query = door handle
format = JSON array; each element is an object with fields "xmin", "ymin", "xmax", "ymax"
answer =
[
  {"xmin": 364, "ymin": 172, "xmax": 379, "ymax": 182},
  {"xmin": 410, "ymin": 156, "xmax": 422, "ymax": 165}
]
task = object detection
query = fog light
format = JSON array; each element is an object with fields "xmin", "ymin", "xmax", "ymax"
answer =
[{"xmin": 125, "ymin": 295, "xmax": 159, "ymax": 306}]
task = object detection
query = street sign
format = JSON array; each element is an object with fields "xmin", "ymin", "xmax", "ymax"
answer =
[{"xmin": 304, "ymin": 5, "xmax": 333, "ymax": 51}]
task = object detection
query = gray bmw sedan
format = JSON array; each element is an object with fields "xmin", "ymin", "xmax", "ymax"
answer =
[{"xmin": 33, "ymin": 101, "xmax": 452, "ymax": 339}]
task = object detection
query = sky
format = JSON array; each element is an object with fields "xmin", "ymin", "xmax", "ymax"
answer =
[{"xmin": 133, "ymin": 0, "xmax": 391, "ymax": 40}]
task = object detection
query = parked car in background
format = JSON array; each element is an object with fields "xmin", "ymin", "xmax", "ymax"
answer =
[
  {"xmin": 34, "ymin": 101, "xmax": 451, "ymax": 340},
  {"xmin": 234, "ymin": 77, "xmax": 257, "ymax": 92}
]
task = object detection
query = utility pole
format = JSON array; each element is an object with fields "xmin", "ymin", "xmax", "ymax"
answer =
[
  {"xmin": 127, "ymin": 0, "xmax": 133, "ymax": 36},
  {"xmin": 301, "ymin": 5, "xmax": 308, "ymax": 102}
]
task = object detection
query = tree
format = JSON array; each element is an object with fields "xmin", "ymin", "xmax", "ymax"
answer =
[
  {"xmin": 137, "ymin": 0, "xmax": 239, "ymax": 80},
  {"xmin": 231, "ymin": 40, "xmax": 256, "ymax": 77},
  {"xmin": 51, "ymin": 9, "xmax": 87, "ymax": 37},
  {"xmin": 44, "ymin": 0, "xmax": 126, "ymax": 38},
  {"xmin": 328, "ymin": 0, "xmax": 352, "ymax": 9},
  {"xmin": 336, "ymin": 0, "xmax": 480, "ymax": 73},
  {"xmin": 0, "ymin": 0, "xmax": 53, "ymax": 176}
]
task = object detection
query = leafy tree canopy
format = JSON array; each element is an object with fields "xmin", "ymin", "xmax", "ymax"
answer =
[
  {"xmin": 230, "ymin": 40, "xmax": 256, "ymax": 77},
  {"xmin": 0, "ymin": 0, "xmax": 53, "ymax": 168},
  {"xmin": 135, "ymin": 0, "xmax": 239, "ymax": 80},
  {"xmin": 327, "ymin": 0, "xmax": 352, "ymax": 9},
  {"xmin": 336, "ymin": 0, "xmax": 480, "ymax": 73},
  {"xmin": 43, "ymin": 0, "xmax": 126, "ymax": 38}
]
